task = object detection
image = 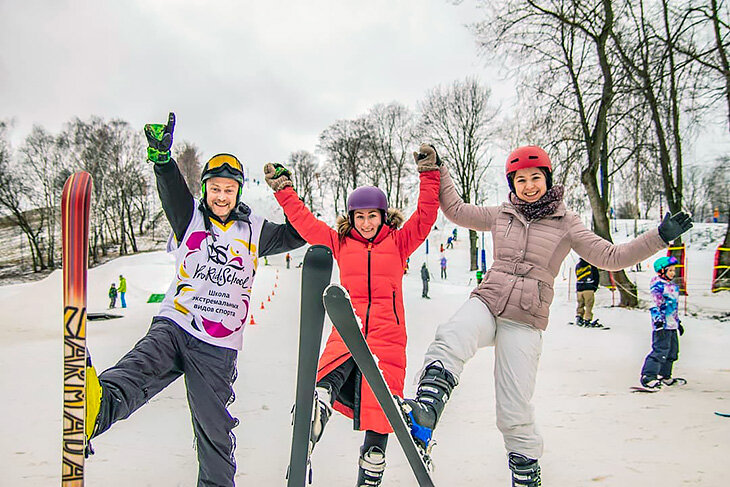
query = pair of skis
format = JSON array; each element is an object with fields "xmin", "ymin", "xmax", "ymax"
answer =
[{"xmin": 287, "ymin": 245, "xmax": 435, "ymax": 486}]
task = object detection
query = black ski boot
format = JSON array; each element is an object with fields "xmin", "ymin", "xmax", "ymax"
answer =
[
  {"xmin": 400, "ymin": 361, "xmax": 458, "ymax": 450},
  {"xmin": 509, "ymin": 452, "xmax": 541, "ymax": 487},
  {"xmin": 308, "ymin": 385, "xmax": 332, "ymax": 453},
  {"xmin": 357, "ymin": 445, "xmax": 386, "ymax": 486},
  {"xmin": 640, "ymin": 375, "xmax": 662, "ymax": 389}
]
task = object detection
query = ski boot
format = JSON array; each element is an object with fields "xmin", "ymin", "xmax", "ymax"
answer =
[
  {"xmin": 661, "ymin": 377, "xmax": 687, "ymax": 386},
  {"xmin": 308, "ymin": 385, "xmax": 333, "ymax": 453},
  {"xmin": 640, "ymin": 375, "xmax": 662, "ymax": 390},
  {"xmin": 508, "ymin": 452, "xmax": 541, "ymax": 487},
  {"xmin": 357, "ymin": 445, "xmax": 386, "ymax": 486},
  {"xmin": 400, "ymin": 361, "xmax": 458, "ymax": 452},
  {"xmin": 588, "ymin": 319, "xmax": 605, "ymax": 329},
  {"xmin": 576, "ymin": 317, "xmax": 587, "ymax": 327},
  {"xmin": 85, "ymin": 355, "xmax": 103, "ymax": 457}
]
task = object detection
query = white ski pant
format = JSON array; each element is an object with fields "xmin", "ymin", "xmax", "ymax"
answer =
[{"xmin": 422, "ymin": 298, "xmax": 544, "ymax": 459}]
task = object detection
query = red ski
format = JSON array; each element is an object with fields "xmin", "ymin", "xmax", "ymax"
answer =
[{"xmin": 61, "ymin": 172, "xmax": 92, "ymax": 486}]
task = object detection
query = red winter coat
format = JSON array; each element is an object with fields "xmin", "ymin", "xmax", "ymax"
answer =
[{"xmin": 274, "ymin": 170, "xmax": 440, "ymax": 433}]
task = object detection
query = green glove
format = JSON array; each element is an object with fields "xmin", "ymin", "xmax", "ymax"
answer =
[{"xmin": 144, "ymin": 112, "xmax": 176, "ymax": 164}]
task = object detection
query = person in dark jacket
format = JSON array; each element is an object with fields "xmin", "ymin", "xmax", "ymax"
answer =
[
  {"xmin": 108, "ymin": 283, "xmax": 117, "ymax": 309},
  {"xmin": 421, "ymin": 262, "xmax": 431, "ymax": 298},
  {"xmin": 83, "ymin": 113, "xmax": 306, "ymax": 487},
  {"xmin": 575, "ymin": 258, "xmax": 602, "ymax": 327}
]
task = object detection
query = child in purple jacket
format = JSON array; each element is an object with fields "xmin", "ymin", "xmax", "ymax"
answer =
[{"xmin": 640, "ymin": 256, "xmax": 686, "ymax": 389}]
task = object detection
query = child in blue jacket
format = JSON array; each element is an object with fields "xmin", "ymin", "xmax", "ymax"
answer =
[{"xmin": 640, "ymin": 256, "xmax": 686, "ymax": 389}]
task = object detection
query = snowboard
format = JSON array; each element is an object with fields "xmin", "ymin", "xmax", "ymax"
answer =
[
  {"xmin": 715, "ymin": 412, "xmax": 730, "ymax": 418},
  {"xmin": 568, "ymin": 321, "xmax": 610, "ymax": 330},
  {"xmin": 287, "ymin": 245, "xmax": 333, "ymax": 487},
  {"xmin": 61, "ymin": 171, "xmax": 93, "ymax": 486},
  {"xmin": 323, "ymin": 284, "xmax": 436, "ymax": 487}
]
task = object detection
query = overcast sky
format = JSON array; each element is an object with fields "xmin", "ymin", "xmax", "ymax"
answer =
[{"xmin": 0, "ymin": 0, "xmax": 519, "ymax": 178}]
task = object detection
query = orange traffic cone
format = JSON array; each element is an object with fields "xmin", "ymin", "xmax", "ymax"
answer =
[
  {"xmin": 274, "ymin": 283, "xmax": 278, "ymax": 288},
  {"xmin": 249, "ymin": 314, "xmax": 256, "ymax": 325},
  {"xmin": 260, "ymin": 301, "xmax": 265, "ymax": 310},
  {"xmin": 267, "ymin": 295, "xmax": 271, "ymax": 302}
]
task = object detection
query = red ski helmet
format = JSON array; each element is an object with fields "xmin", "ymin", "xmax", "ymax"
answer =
[{"xmin": 505, "ymin": 146, "xmax": 553, "ymax": 192}]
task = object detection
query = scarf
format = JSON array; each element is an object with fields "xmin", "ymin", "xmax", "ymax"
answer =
[{"xmin": 509, "ymin": 185, "xmax": 565, "ymax": 221}]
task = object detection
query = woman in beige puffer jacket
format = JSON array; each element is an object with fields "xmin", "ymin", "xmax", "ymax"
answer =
[{"xmin": 402, "ymin": 146, "xmax": 692, "ymax": 486}]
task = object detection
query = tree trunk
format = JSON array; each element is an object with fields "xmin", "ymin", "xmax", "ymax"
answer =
[
  {"xmin": 469, "ymin": 229, "xmax": 478, "ymax": 271},
  {"xmin": 582, "ymin": 167, "xmax": 638, "ymax": 306}
]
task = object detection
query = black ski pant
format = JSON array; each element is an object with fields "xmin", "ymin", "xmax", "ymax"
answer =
[
  {"xmin": 95, "ymin": 317, "xmax": 239, "ymax": 487},
  {"xmin": 317, "ymin": 358, "xmax": 389, "ymax": 453},
  {"xmin": 641, "ymin": 328, "xmax": 679, "ymax": 379},
  {"xmin": 422, "ymin": 279, "xmax": 429, "ymax": 297}
]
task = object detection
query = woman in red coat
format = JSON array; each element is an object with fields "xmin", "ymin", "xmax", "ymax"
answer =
[{"xmin": 263, "ymin": 144, "xmax": 440, "ymax": 486}]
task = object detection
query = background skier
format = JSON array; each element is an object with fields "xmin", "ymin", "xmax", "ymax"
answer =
[
  {"xmin": 118, "ymin": 274, "xmax": 127, "ymax": 308},
  {"xmin": 264, "ymin": 143, "xmax": 440, "ymax": 486},
  {"xmin": 639, "ymin": 256, "xmax": 686, "ymax": 389},
  {"xmin": 421, "ymin": 262, "xmax": 431, "ymax": 298},
  {"xmin": 83, "ymin": 112, "xmax": 306, "ymax": 487},
  {"xmin": 575, "ymin": 258, "xmax": 601, "ymax": 327},
  {"xmin": 108, "ymin": 283, "xmax": 117, "ymax": 309},
  {"xmin": 401, "ymin": 145, "xmax": 692, "ymax": 487}
]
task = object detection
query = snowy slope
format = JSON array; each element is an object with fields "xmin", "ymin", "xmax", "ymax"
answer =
[{"xmin": 1, "ymin": 213, "xmax": 728, "ymax": 486}]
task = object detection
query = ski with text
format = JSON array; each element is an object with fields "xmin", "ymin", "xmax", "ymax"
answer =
[
  {"xmin": 61, "ymin": 171, "xmax": 93, "ymax": 486},
  {"xmin": 286, "ymin": 245, "xmax": 333, "ymax": 487},
  {"xmin": 323, "ymin": 284, "xmax": 436, "ymax": 487}
]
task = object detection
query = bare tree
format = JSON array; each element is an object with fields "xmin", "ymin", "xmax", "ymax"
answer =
[
  {"xmin": 473, "ymin": 0, "xmax": 654, "ymax": 305},
  {"xmin": 683, "ymin": 164, "xmax": 710, "ymax": 220},
  {"xmin": 418, "ymin": 77, "xmax": 498, "ymax": 270},
  {"xmin": 366, "ymin": 102, "xmax": 417, "ymax": 209},
  {"xmin": 288, "ymin": 150, "xmax": 318, "ymax": 210},
  {"xmin": 318, "ymin": 117, "xmax": 372, "ymax": 213},
  {"xmin": 610, "ymin": 0, "xmax": 705, "ymax": 223},
  {"xmin": 19, "ymin": 125, "xmax": 71, "ymax": 268},
  {"xmin": 0, "ymin": 123, "xmax": 47, "ymax": 271},
  {"xmin": 175, "ymin": 142, "xmax": 203, "ymax": 198}
]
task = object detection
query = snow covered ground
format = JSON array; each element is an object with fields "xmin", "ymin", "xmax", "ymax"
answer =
[{"xmin": 1, "ymin": 210, "xmax": 728, "ymax": 486}]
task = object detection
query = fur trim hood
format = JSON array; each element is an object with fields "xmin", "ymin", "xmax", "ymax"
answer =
[{"xmin": 336, "ymin": 208, "xmax": 405, "ymax": 237}]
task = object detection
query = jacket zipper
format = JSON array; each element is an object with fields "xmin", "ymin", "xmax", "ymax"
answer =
[
  {"xmin": 505, "ymin": 216, "xmax": 514, "ymax": 238},
  {"xmin": 364, "ymin": 242, "xmax": 373, "ymax": 336},
  {"xmin": 392, "ymin": 291, "xmax": 400, "ymax": 326}
]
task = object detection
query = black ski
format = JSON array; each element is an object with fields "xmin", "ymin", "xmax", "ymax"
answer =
[
  {"xmin": 287, "ymin": 245, "xmax": 333, "ymax": 487},
  {"xmin": 715, "ymin": 412, "xmax": 730, "ymax": 418},
  {"xmin": 323, "ymin": 284, "xmax": 436, "ymax": 487}
]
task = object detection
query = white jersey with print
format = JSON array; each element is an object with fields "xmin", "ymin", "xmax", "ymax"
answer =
[{"xmin": 157, "ymin": 208, "xmax": 263, "ymax": 350}]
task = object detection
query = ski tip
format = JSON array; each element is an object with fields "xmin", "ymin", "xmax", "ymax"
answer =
[
  {"xmin": 715, "ymin": 411, "xmax": 730, "ymax": 418},
  {"xmin": 323, "ymin": 283, "xmax": 348, "ymax": 298}
]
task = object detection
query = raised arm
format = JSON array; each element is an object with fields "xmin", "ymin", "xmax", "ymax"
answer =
[
  {"xmin": 439, "ymin": 164, "xmax": 496, "ymax": 231},
  {"xmin": 145, "ymin": 112, "xmax": 194, "ymax": 242},
  {"xmin": 264, "ymin": 163, "xmax": 339, "ymax": 251},
  {"xmin": 154, "ymin": 159, "xmax": 195, "ymax": 242},
  {"xmin": 569, "ymin": 213, "xmax": 666, "ymax": 271},
  {"xmin": 395, "ymin": 144, "xmax": 441, "ymax": 258}
]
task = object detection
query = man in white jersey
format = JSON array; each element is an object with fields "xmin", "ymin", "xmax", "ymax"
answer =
[{"xmin": 84, "ymin": 113, "xmax": 306, "ymax": 486}]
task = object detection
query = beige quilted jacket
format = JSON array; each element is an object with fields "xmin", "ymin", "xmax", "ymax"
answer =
[{"xmin": 438, "ymin": 166, "xmax": 666, "ymax": 330}]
